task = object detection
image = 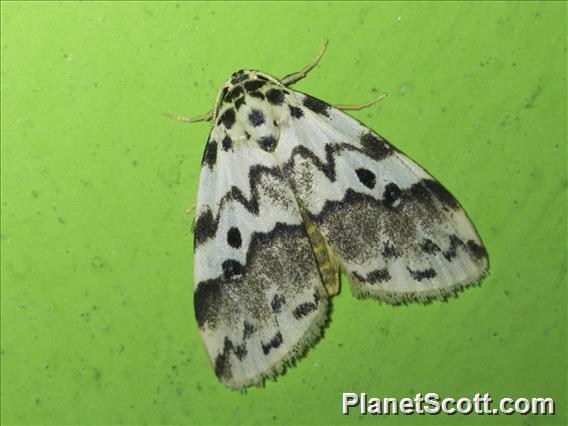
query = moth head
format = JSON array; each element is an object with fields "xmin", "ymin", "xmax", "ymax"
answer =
[{"xmin": 212, "ymin": 70, "xmax": 283, "ymax": 123}]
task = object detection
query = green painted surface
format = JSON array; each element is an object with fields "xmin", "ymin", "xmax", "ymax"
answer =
[{"xmin": 1, "ymin": 2, "xmax": 566, "ymax": 425}]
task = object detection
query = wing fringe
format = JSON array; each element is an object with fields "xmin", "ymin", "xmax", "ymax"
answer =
[{"xmin": 230, "ymin": 298, "xmax": 330, "ymax": 391}]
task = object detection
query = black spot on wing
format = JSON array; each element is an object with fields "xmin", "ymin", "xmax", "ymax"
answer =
[
  {"xmin": 407, "ymin": 267, "xmax": 437, "ymax": 281},
  {"xmin": 259, "ymin": 135, "xmax": 278, "ymax": 152},
  {"xmin": 201, "ymin": 140, "xmax": 217, "ymax": 169},
  {"xmin": 408, "ymin": 180, "xmax": 431, "ymax": 204},
  {"xmin": 383, "ymin": 183, "xmax": 402, "ymax": 208},
  {"xmin": 303, "ymin": 95, "xmax": 329, "ymax": 117},
  {"xmin": 292, "ymin": 292, "xmax": 322, "ymax": 319},
  {"xmin": 421, "ymin": 238, "xmax": 441, "ymax": 255},
  {"xmin": 218, "ymin": 108, "xmax": 236, "ymax": 129},
  {"xmin": 355, "ymin": 168, "xmax": 376, "ymax": 189},
  {"xmin": 359, "ymin": 132, "xmax": 394, "ymax": 161},
  {"xmin": 266, "ymin": 88, "xmax": 284, "ymax": 105},
  {"xmin": 289, "ymin": 105, "xmax": 304, "ymax": 119},
  {"xmin": 442, "ymin": 234, "xmax": 464, "ymax": 261},
  {"xmin": 219, "ymin": 87, "xmax": 229, "ymax": 102},
  {"xmin": 194, "ymin": 208, "xmax": 217, "ymax": 247},
  {"xmin": 248, "ymin": 109, "xmax": 265, "ymax": 127},
  {"xmin": 423, "ymin": 180, "xmax": 460, "ymax": 210},
  {"xmin": 467, "ymin": 239, "xmax": 488, "ymax": 262},
  {"xmin": 234, "ymin": 343, "xmax": 247, "ymax": 361},
  {"xmin": 248, "ymin": 91, "xmax": 265, "ymax": 100},
  {"xmin": 235, "ymin": 97, "xmax": 246, "ymax": 110},
  {"xmin": 194, "ymin": 279, "xmax": 221, "ymax": 328},
  {"xmin": 230, "ymin": 71, "xmax": 249, "ymax": 85},
  {"xmin": 243, "ymin": 321, "xmax": 255, "ymax": 339},
  {"xmin": 261, "ymin": 331, "xmax": 283, "ymax": 355},
  {"xmin": 221, "ymin": 134, "xmax": 233, "ymax": 151},
  {"xmin": 292, "ymin": 302, "xmax": 317, "ymax": 319},
  {"xmin": 214, "ymin": 337, "xmax": 233, "ymax": 380},
  {"xmin": 353, "ymin": 268, "xmax": 391, "ymax": 284},
  {"xmin": 244, "ymin": 79, "xmax": 266, "ymax": 92},
  {"xmin": 227, "ymin": 227, "xmax": 242, "ymax": 249},
  {"xmin": 222, "ymin": 259, "xmax": 244, "ymax": 280},
  {"xmin": 224, "ymin": 86, "xmax": 243, "ymax": 103},
  {"xmin": 271, "ymin": 294, "xmax": 286, "ymax": 313},
  {"xmin": 382, "ymin": 241, "xmax": 399, "ymax": 259},
  {"xmin": 213, "ymin": 336, "xmax": 248, "ymax": 379}
]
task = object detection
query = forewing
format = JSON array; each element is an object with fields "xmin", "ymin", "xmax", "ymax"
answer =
[
  {"xmin": 193, "ymin": 104, "xmax": 327, "ymax": 389},
  {"xmin": 274, "ymin": 90, "xmax": 488, "ymax": 303}
]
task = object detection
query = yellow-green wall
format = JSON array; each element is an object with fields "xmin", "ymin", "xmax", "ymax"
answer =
[{"xmin": 1, "ymin": 1, "xmax": 566, "ymax": 425}]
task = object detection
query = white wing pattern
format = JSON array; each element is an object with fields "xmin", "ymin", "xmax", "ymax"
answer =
[{"xmin": 192, "ymin": 70, "xmax": 488, "ymax": 389}]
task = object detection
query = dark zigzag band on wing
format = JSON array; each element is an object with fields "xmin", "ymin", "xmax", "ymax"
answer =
[
  {"xmin": 195, "ymin": 222, "xmax": 317, "ymax": 329},
  {"xmin": 196, "ymin": 133, "xmax": 392, "ymax": 247},
  {"xmin": 194, "ymin": 165, "xmax": 287, "ymax": 248},
  {"xmin": 283, "ymin": 133, "xmax": 395, "ymax": 182},
  {"xmin": 197, "ymin": 135, "xmax": 395, "ymax": 246},
  {"xmin": 196, "ymin": 143, "xmax": 460, "ymax": 251},
  {"xmin": 308, "ymin": 185, "xmax": 487, "ymax": 272}
]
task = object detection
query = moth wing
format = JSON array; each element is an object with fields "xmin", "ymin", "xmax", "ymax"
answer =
[
  {"xmin": 193, "ymin": 123, "xmax": 327, "ymax": 389},
  {"xmin": 275, "ymin": 91, "xmax": 488, "ymax": 303}
]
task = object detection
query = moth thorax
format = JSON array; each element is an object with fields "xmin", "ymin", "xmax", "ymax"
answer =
[{"xmin": 235, "ymin": 105, "xmax": 282, "ymax": 153}]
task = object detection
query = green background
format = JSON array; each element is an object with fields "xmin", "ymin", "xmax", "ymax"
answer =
[{"xmin": 1, "ymin": 1, "xmax": 566, "ymax": 425}]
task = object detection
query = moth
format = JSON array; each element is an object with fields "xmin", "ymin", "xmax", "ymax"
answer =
[{"xmin": 168, "ymin": 40, "xmax": 488, "ymax": 389}]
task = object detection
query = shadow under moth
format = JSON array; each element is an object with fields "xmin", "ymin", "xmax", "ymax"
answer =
[{"xmin": 168, "ymin": 40, "xmax": 488, "ymax": 390}]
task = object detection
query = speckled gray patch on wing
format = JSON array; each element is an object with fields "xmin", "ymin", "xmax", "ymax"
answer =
[{"xmin": 194, "ymin": 223, "xmax": 328, "ymax": 388}]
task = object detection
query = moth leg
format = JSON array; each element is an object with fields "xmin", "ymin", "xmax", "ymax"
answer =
[
  {"xmin": 164, "ymin": 110, "xmax": 213, "ymax": 123},
  {"xmin": 281, "ymin": 39, "xmax": 329, "ymax": 86},
  {"xmin": 185, "ymin": 204, "xmax": 196, "ymax": 233},
  {"xmin": 335, "ymin": 92, "xmax": 388, "ymax": 111},
  {"xmin": 186, "ymin": 204, "xmax": 196, "ymax": 214}
]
